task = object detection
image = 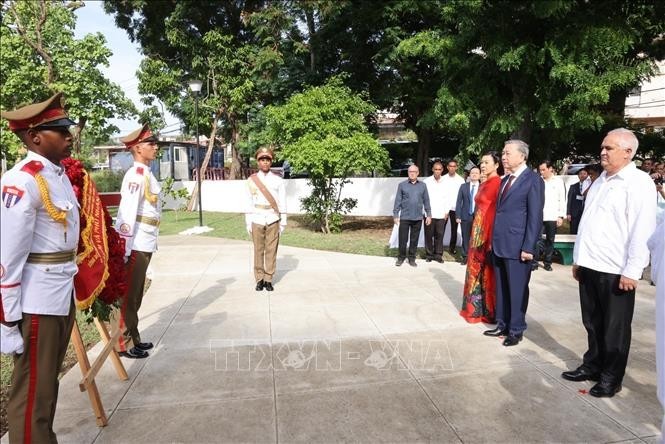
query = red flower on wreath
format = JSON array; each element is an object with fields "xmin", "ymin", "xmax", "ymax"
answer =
[{"xmin": 62, "ymin": 158, "xmax": 126, "ymax": 311}]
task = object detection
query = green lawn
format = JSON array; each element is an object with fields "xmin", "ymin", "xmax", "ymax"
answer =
[{"xmin": 161, "ymin": 210, "xmax": 400, "ymax": 257}]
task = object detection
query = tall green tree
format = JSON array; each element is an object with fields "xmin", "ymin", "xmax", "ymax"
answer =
[
  {"xmin": 404, "ymin": 0, "xmax": 665, "ymax": 161},
  {"xmin": 104, "ymin": 0, "xmax": 294, "ymax": 181},
  {"xmin": 265, "ymin": 79, "xmax": 390, "ymax": 234},
  {"xmin": 0, "ymin": 0, "xmax": 136, "ymax": 166}
]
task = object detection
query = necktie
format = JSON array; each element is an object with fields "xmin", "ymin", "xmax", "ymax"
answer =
[
  {"xmin": 501, "ymin": 175, "xmax": 515, "ymax": 202},
  {"xmin": 470, "ymin": 184, "xmax": 476, "ymax": 214}
]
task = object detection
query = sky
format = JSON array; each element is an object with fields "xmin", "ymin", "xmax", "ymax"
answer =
[{"xmin": 73, "ymin": 1, "xmax": 180, "ymax": 137}]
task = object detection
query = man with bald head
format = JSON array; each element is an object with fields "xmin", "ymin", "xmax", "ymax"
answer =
[
  {"xmin": 484, "ymin": 139, "xmax": 544, "ymax": 346},
  {"xmin": 393, "ymin": 165, "xmax": 432, "ymax": 267},
  {"xmin": 563, "ymin": 128, "xmax": 656, "ymax": 398}
]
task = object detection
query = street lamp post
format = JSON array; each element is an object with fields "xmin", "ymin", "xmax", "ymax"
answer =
[{"xmin": 188, "ymin": 79, "xmax": 203, "ymax": 226}]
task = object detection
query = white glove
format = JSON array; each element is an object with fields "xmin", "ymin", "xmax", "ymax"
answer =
[
  {"xmin": 246, "ymin": 224, "xmax": 252, "ymax": 235},
  {"xmin": 1, "ymin": 324, "xmax": 24, "ymax": 355},
  {"xmin": 280, "ymin": 224, "xmax": 286, "ymax": 234}
]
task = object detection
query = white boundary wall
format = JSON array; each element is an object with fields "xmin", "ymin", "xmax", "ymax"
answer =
[
  {"xmin": 164, "ymin": 177, "xmax": 406, "ymax": 216},
  {"xmin": 163, "ymin": 175, "xmax": 581, "ymax": 216}
]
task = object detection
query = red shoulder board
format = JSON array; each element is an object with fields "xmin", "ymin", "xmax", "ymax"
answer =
[
  {"xmin": 20, "ymin": 160, "xmax": 44, "ymax": 176},
  {"xmin": 136, "ymin": 167, "xmax": 144, "ymax": 175}
]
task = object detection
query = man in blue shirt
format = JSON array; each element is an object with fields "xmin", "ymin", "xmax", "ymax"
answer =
[{"xmin": 393, "ymin": 165, "xmax": 432, "ymax": 267}]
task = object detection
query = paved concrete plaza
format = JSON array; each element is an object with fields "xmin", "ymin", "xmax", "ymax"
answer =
[{"xmin": 40, "ymin": 236, "xmax": 664, "ymax": 442}]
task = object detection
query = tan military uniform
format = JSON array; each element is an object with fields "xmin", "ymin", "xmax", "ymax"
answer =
[{"xmin": 246, "ymin": 170, "xmax": 286, "ymax": 283}]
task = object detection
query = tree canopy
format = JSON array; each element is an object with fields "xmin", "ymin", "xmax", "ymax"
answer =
[
  {"xmin": 265, "ymin": 79, "xmax": 390, "ymax": 233},
  {"xmin": 103, "ymin": 0, "xmax": 665, "ymax": 171},
  {"xmin": 0, "ymin": 0, "xmax": 136, "ymax": 165}
]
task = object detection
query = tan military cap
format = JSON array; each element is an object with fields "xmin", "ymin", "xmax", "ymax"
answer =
[
  {"xmin": 120, "ymin": 123, "xmax": 158, "ymax": 149},
  {"xmin": 255, "ymin": 147, "xmax": 274, "ymax": 160},
  {"xmin": 1, "ymin": 92, "xmax": 76, "ymax": 132}
]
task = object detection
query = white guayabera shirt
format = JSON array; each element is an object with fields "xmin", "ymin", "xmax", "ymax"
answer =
[{"xmin": 573, "ymin": 162, "xmax": 656, "ymax": 279}]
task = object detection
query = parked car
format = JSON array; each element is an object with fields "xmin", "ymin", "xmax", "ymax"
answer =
[{"xmin": 564, "ymin": 163, "xmax": 589, "ymax": 175}]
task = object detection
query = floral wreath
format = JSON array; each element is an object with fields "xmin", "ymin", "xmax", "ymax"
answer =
[{"xmin": 62, "ymin": 158, "xmax": 127, "ymax": 322}]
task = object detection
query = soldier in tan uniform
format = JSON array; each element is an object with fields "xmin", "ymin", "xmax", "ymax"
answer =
[
  {"xmin": 1, "ymin": 93, "xmax": 80, "ymax": 444},
  {"xmin": 246, "ymin": 148, "xmax": 286, "ymax": 291},
  {"xmin": 113, "ymin": 124, "xmax": 161, "ymax": 358}
]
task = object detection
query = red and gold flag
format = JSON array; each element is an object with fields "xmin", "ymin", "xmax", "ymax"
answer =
[{"xmin": 74, "ymin": 172, "xmax": 110, "ymax": 309}]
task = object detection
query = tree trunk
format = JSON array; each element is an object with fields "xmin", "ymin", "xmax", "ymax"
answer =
[
  {"xmin": 416, "ymin": 127, "xmax": 431, "ymax": 173},
  {"xmin": 228, "ymin": 117, "xmax": 243, "ymax": 180},
  {"xmin": 73, "ymin": 117, "xmax": 87, "ymax": 157},
  {"xmin": 304, "ymin": 8, "xmax": 316, "ymax": 74},
  {"xmin": 187, "ymin": 116, "xmax": 219, "ymax": 211},
  {"xmin": 9, "ymin": 0, "xmax": 55, "ymax": 84},
  {"xmin": 512, "ymin": 119, "xmax": 532, "ymax": 144}
]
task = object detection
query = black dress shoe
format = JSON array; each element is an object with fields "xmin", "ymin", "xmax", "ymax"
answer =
[
  {"xmin": 544, "ymin": 264, "xmax": 553, "ymax": 271},
  {"xmin": 502, "ymin": 334, "xmax": 523, "ymax": 346},
  {"xmin": 483, "ymin": 327, "xmax": 508, "ymax": 337},
  {"xmin": 589, "ymin": 380, "xmax": 622, "ymax": 398},
  {"xmin": 460, "ymin": 257, "xmax": 467, "ymax": 265},
  {"xmin": 434, "ymin": 258, "xmax": 444, "ymax": 263},
  {"xmin": 255, "ymin": 280, "xmax": 264, "ymax": 291},
  {"xmin": 408, "ymin": 259, "xmax": 417, "ymax": 267},
  {"xmin": 395, "ymin": 258, "xmax": 405, "ymax": 267},
  {"xmin": 264, "ymin": 282, "xmax": 274, "ymax": 291},
  {"xmin": 119, "ymin": 347, "xmax": 149, "ymax": 359},
  {"xmin": 135, "ymin": 342, "xmax": 153, "ymax": 351},
  {"xmin": 561, "ymin": 366, "xmax": 600, "ymax": 382},
  {"xmin": 425, "ymin": 258, "xmax": 432, "ymax": 263}
]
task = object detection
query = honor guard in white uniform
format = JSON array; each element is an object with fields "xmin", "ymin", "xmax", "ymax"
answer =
[
  {"xmin": 1, "ymin": 93, "xmax": 80, "ymax": 444},
  {"xmin": 113, "ymin": 123, "xmax": 161, "ymax": 359},
  {"xmin": 246, "ymin": 148, "xmax": 286, "ymax": 291}
]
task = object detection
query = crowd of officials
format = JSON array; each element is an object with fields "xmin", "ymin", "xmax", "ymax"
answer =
[
  {"xmin": 392, "ymin": 129, "xmax": 663, "ymax": 432},
  {"xmin": 0, "ymin": 93, "xmax": 663, "ymax": 442}
]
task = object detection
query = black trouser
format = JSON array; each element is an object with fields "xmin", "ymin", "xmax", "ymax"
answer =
[
  {"xmin": 578, "ymin": 267, "xmax": 635, "ymax": 383},
  {"xmin": 424, "ymin": 217, "xmax": 445, "ymax": 260},
  {"xmin": 442, "ymin": 210, "xmax": 459, "ymax": 252},
  {"xmin": 460, "ymin": 218, "xmax": 473, "ymax": 259},
  {"xmin": 570, "ymin": 215, "xmax": 581, "ymax": 234},
  {"xmin": 539, "ymin": 221, "xmax": 557, "ymax": 266},
  {"xmin": 398, "ymin": 219, "xmax": 422, "ymax": 260}
]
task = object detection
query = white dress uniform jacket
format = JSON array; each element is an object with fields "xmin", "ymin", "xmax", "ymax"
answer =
[
  {"xmin": 245, "ymin": 171, "xmax": 287, "ymax": 228},
  {"xmin": 115, "ymin": 162, "xmax": 161, "ymax": 256},
  {"xmin": 648, "ymin": 219, "xmax": 664, "ymax": 437},
  {"xmin": 542, "ymin": 175, "xmax": 567, "ymax": 221},
  {"xmin": 1, "ymin": 151, "xmax": 80, "ymax": 322},
  {"xmin": 440, "ymin": 173, "xmax": 465, "ymax": 213}
]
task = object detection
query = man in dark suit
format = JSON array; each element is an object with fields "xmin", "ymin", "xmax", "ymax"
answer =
[
  {"xmin": 566, "ymin": 167, "xmax": 590, "ymax": 234},
  {"xmin": 455, "ymin": 166, "xmax": 481, "ymax": 265},
  {"xmin": 485, "ymin": 140, "xmax": 544, "ymax": 346}
]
